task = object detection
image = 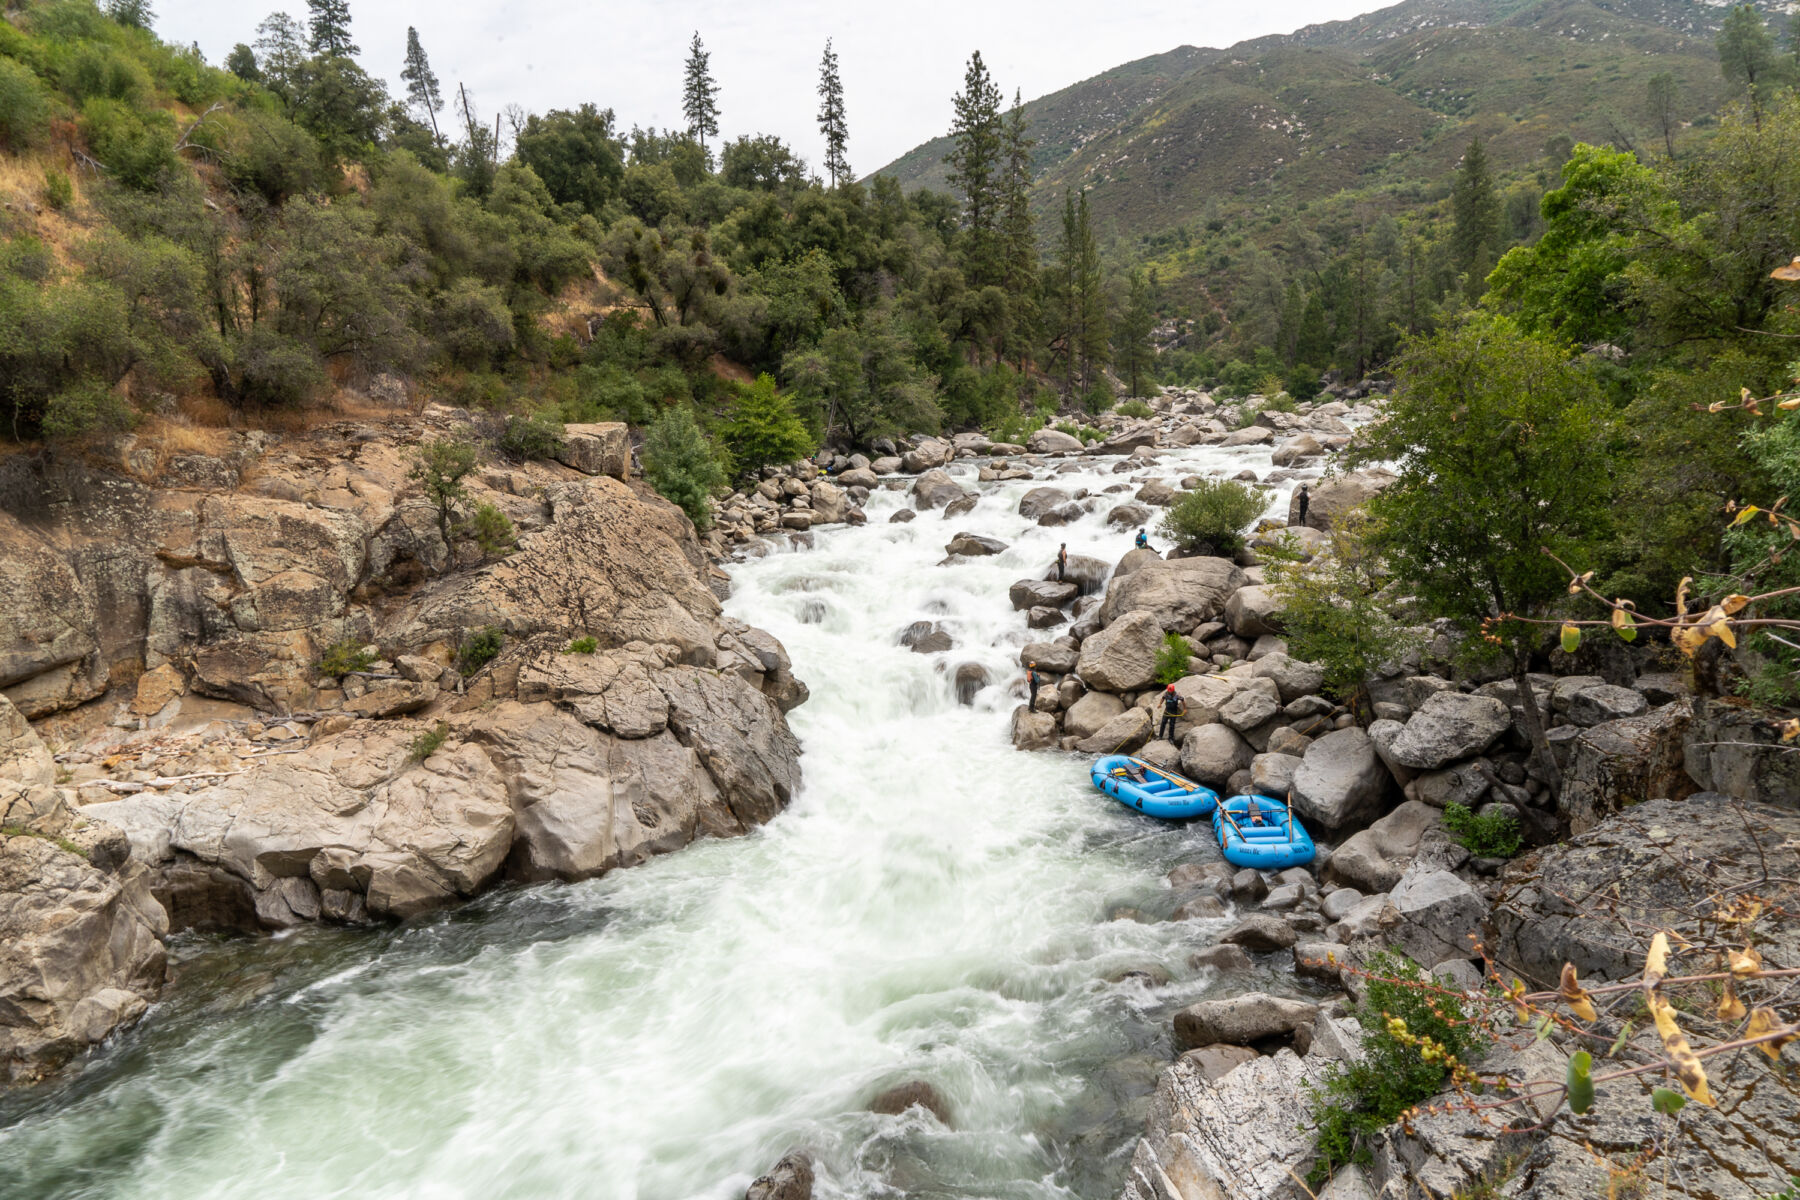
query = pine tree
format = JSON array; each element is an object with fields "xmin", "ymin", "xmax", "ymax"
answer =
[
  {"xmin": 1074, "ymin": 189, "xmax": 1110, "ymax": 406},
  {"xmin": 1644, "ymin": 72, "xmax": 1680, "ymax": 159},
  {"xmin": 401, "ymin": 27, "xmax": 443, "ymax": 143},
  {"xmin": 1001, "ymin": 90, "xmax": 1036, "ymax": 291},
  {"xmin": 682, "ymin": 32, "xmax": 721, "ymax": 155},
  {"xmin": 1115, "ymin": 269, "xmax": 1156, "ymax": 399},
  {"xmin": 1718, "ymin": 4, "xmax": 1777, "ymax": 123},
  {"xmin": 1450, "ymin": 138, "xmax": 1501, "ymax": 299},
  {"xmin": 254, "ymin": 12, "xmax": 306, "ymax": 99},
  {"xmin": 307, "ymin": 0, "xmax": 357, "ymax": 57},
  {"xmin": 817, "ymin": 39, "xmax": 849, "ymax": 188},
  {"xmin": 103, "ymin": 0, "xmax": 154, "ymax": 30},
  {"xmin": 944, "ymin": 51, "xmax": 1005, "ymax": 289}
]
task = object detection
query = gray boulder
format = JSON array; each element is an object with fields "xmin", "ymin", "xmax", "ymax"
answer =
[
  {"xmin": 1219, "ymin": 688, "xmax": 1279, "ymax": 735},
  {"xmin": 1291, "ymin": 728, "xmax": 1392, "ymax": 833},
  {"xmin": 911, "ymin": 469, "xmax": 970, "ymax": 511},
  {"xmin": 1076, "ymin": 611, "xmax": 1164, "ymax": 692},
  {"xmin": 1250, "ymin": 752, "xmax": 1302, "ymax": 797},
  {"xmin": 1026, "ymin": 428, "xmax": 1083, "ymax": 454},
  {"xmin": 1223, "ymin": 585, "xmax": 1282, "ymax": 638},
  {"xmin": 944, "ymin": 532, "xmax": 1007, "ymax": 557},
  {"xmin": 1252, "ymin": 652, "xmax": 1326, "ymax": 703},
  {"xmin": 1563, "ymin": 682, "xmax": 1649, "ymax": 727},
  {"xmin": 1010, "ymin": 706, "xmax": 1059, "ymax": 751},
  {"xmin": 1179, "ymin": 724, "xmax": 1254, "ymax": 788},
  {"xmin": 1107, "ymin": 503, "xmax": 1152, "ymax": 529},
  {"xmin": 1386, "ymin": 864, "xmax": 1488, "ymax": 967},
  {"xmin": 1064, "ymin": 691, "xmax": 1127, "ymax": 739},
  {"xmin": 1009, "ymin": 579, "xmax": 1079, "ymax": 611},
  {"xmin": 1387, "ymin": 692, "xmax": 1511, "ymax": 771},
  {"xmin": 1075, "ymin": 707, "xmax": 1154, "ymax": 755},
  {"xmin": 1019, "ymin": 641, "xmax": 1078, "ymax": 674},
  {"xmin": 1098, "ymin": 557, "xmax": 1246, "ymax": 633},
  {"xmin": 1173, "ymin": 992, "xmax": 1319, "ymax": 1050},
  {"xmin": 1017, "ymin": 487, "xmax": 1072, "ymax": 520},
  {"xmin": 1219, "ymin": 914, "xmax": 1299, "ymax": 951},
  {"xmin": 1324, "ymin": 800, "xmax": 1443, "ymax": 893}
]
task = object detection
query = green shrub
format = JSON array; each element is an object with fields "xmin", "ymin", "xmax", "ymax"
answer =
[
  {"xmin": 1159, "ymin": 478, "xmax": 1266, "ymax": 554},
  {"xmin": 468, "ymin": 501, "xmax": 516, "ymax": 558},
  {"xmin": 567, "ymin": 636, "xmax": 598, "ymax": 654},
  {"xmin": 1285, "ymin": 363, "xmax": 1324, "ymax": 401},
  {"xmin": 983, "ymin": 411, "xmax": 1045, "ymax": 445},
  {"xmin": 41, "ymin": 168, "xmax": 72, "ymax": 211},
  {"xmin": 457, "ymin": 626, "xmax": 504, "ymax": 676},
  {"xmin": 1306, "ymin": 951, "xmax": 1486, "ymax": 1181},
  {"xmin": 1054, "ymin": 420, "xmax": 1105, "ymax": 443},
  {"xmin": 409, "ymin": 438, "xmax": 479, "ymax": 542},
  {"xmin": 81, "ymin": 98, "xmax": 176, "ymax": 190},
  {"xmin": 499, "ymin": 410, "xmax": 565, "ymax": 461},
  {"xmin": 1116, "ymin": 399, "xmax": 1155, "ymax": 419},
  {"xmin": 318, "ymin": 639, "xmax": 377, "ymax": 678},
  {"xmin": 62, "ymin": 42, "xmax": 150, "ymax": 104},
  {"xmin": 1443, "ymin": 801, "xmax": 1524, "ymax": 858},
  {"xmin": 408, "ymin": 721, "xmax": 449, "ymax": 763},
  {"xmin": 0, "ymin": 58, "xmax": 51, "ymax": 151},
  {"xmin": 1153, "ymin": 632, "xmax": 1192, "ymax": 685},
  {"xmin": 41, "ymin": 379, "xmax": 131, "ymax": 439},
  {"xmin": 721, "ymin": 373, "xmax": 813, "ymax": 480},
  {"xmin": 643, "ymin": 405, "xmax": 728, "ymax": 530}
]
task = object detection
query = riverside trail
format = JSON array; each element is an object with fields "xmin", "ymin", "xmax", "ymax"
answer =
[{"xmin": 0, "ymin": 439, "xmax": 1329, "ymax": 1200}]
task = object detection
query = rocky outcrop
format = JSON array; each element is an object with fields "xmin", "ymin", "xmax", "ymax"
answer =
[
  {"xmin": 555, "ymin": 422, "xmax": 630, "ymax": 479},
  {"xmin": 1098, "ymin": 557, "xmax": 1245, "ymax": 633}
]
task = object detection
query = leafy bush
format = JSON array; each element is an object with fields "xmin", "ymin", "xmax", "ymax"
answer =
[
  {"xmin": 1307, "ymin": 951, "xmax": 1486, "ymax": 1181},
  {"xmin": 499, "ymin": 410, "xmax": 565, "ymax": 461},
  {"xmin": 0, "ymin": 58, "xmax": 51, "ymax": 151},
  {"xmin": 1285, "ymin": 363, "xmax": 1324, "ymax": 400},
  {"xmin": 567, "ymin": 636, "xmax": 598, "ymax": 654},
  {"xmin": 229, "ymin": 327, "xmax": 327, "ymax": 409},
  {"xmin": 457, "ymin": 626, "xmax": 504, "ymax": 676},
  {"xmin": 721, "ymin": 373, "xmax": 813, "ymax": 479},
  {"xmin": 1081, "ymin": 377, "xmax": 1115, "ymax": 415},
  {"xmin": 318, "ymin": 639, "xmax": 377, "ymax": 678},
  {"xmin": 1159, "ymin": 479, "xmax": 1266, "ymax": 554},
  {"xmin": 983, "ymin": 411, "xmax": 1045, "ymax": 445},
  {"xmin": 1053, "ymin": 420, "xmax": 1105, "ymax": 443},
  {"xmin": 408, "ymin": 721, "xmax": 449, "ymax": 763},
  {"xmin": 81, "ymin": 98, "xmax": 176, "ymax": 190},
  {"xmin": 1153, "ymin": 632, "xmax": 1192, "ymax": 685},
  {"xmin": 1443, "ymin": 801, "xmax": 1525, "ymax": 858},
  {"xmin": 643, "ymin": 405, "xmax": 728, "ymax": 530},
  {"xmin": 41, "ymin": 168, "xmax": 73, "ymax": 211},
  {"xmin": 433, "ymin": 280, "xmax": 516, "ymax": 370},
  {"xmin": 1116, "ymin": 399, "xmax": 1155, "ymax": 419},
  {"xmin": 468, "ymin": 501, "xmax": 516, "ymax": 557},
  {"xmin": 409, "ymin": 438, "xmax": 479, "ymax": 542}
]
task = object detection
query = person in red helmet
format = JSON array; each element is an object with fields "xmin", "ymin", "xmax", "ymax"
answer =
[{"xmin": 1158, "ymin": 682, "xmax": 1184, "ymax": 742}]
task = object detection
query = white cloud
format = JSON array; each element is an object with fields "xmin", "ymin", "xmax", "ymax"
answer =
[{"xmin": 157, "ymin": 0, "xmax": 1373, "ymax": 174}]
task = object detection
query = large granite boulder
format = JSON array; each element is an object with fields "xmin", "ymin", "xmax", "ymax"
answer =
[
  {"xmin": 1323, "ymin": 800, "xmax": 1443, "ymax": 893},
  {"xmin": 0, "ymin": 512, "xmax": 106, "ymax": 718},
  {"xmin": 910, "ymin": 468, "xmax": 970, "ymax": 511},
  {"xmin": 1076, "ymin": 611, "xmax": 1165, "ymax": 692},
  {"xmin": 1387, "ymin": 692, "xmax": 1511, "ymax": 771},
  {"xmin": 1560, "ymin": 701, "xmax": 1693, "ymax": 834},
  {"xmin": 1180, "ymin": 724, "xmax": 1254, "ymax": 787},
  {"xmin": 1291, "ymin": 728, "xmax": 1393, "ymax": 833},
  {"xmin": 1064, "ymin": 691, "xmax": 1127, "ymax": 739},
  {"xmin": 555, "ymin": 422, "xmax": 630, "ymax": 479},
  {"xmin": 1026, "ymin": 428, "xmax": 1084, "ymax": 453},
  {"xmin": 1172, "ymin": 992, "xmax": 1319, "ymax": 1050},
  {"xmin": 1075, "ymin": 707, "xmax": 1154, "ymax": 755},
  {"xmin": 1223, "ymin": 585, "xmax": 1282, "ymax": 638},
  {"xmin": 1385, "ymin": 863, "xmax": 1487, "ymax": 967},
  {"xmin": 1018, "ymin": 487, "xmax": 1073, "ymax": 520},
  {"xmin": 1288, "ymin": 468, "xmax": 1396, "ymax": 530},
  {"xmin": 1098, "ymin": 557, "xmax": 1246, "ymax": 633},
  {"xmin": 0, "ymin": 693, "xmax": 55, "ymax": 788}
]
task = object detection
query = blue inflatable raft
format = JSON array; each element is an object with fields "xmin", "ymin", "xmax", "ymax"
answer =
[
  {"xmin": 1212, "ymin": 794, "xmax": 1316, "ymax": 869},
  {"xmin": 1091, "ymin": 756, "xmax": 1219, "ymax": 820}
]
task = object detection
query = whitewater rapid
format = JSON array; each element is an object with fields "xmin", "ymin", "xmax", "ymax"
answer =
[{"xmin": 0, "ymin": 435, "xmax": 1323, "ymax": 1200}]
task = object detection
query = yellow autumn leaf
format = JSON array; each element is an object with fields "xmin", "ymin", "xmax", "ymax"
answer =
[
  {"xmin": 1645, "ymin": 932, "xmax": 1670, "ymax": 988},
  {"xmin": 1710, "ymin": 619, "xmax": 1738, "ymax": 649},
  {"xmin": 1718, "ymin": 976, "xmax": 1747, "ymax": 1023},
  {"xmin": 1675, "ymin": 577, "xmax": 1693, "ymax": 618},
  {"xmin": 1729, "ymin": 947, "xmax": 1765, "ymax": 976},
  {"xmin": 1721, "ymin": 593, "xmax": 1752, "ymax": 615},
  {"xmin": 1744, "ymin": 1007, "xmax": 1799, "ymax": 1062},
  {"xmin": 1782, "ymin": 396, "xmax": 1800, "ymax": 410},
  {"xmin": 1780, "ymin": 718, "xmax": 1800, "ymax": 744},
  {"xmin": 1649, "ymin": 996, "xmax": 1714, "ymax": 1105},
  {"xmin": 1672, "ymin": 625, "xmax": 1708, "ymax": 657},
  {"xmin": 1559, "ymin": 962, "xmax": 1599, "ymax": 1023},
  {"xmin": 1732, "ymin": 506, "xmax": 1761, "ymax": 527},
  {"xmin": 1772, "ymin": 255, "xmax": 1800, "ymax": 280}
]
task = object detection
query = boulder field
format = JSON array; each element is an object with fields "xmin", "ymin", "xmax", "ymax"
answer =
[{"xmin": 0, "ymin": 407, "xmax": 805, "ymax": 1084}]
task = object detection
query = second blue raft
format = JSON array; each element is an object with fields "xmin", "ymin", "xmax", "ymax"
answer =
[
  {"xmin": 1212, "ymin": 794, "xmax": 1317, "ymax": 869},
  {"xmin": 1091, "ymin": 755, "xmax": 1219, "ymax": 820}
]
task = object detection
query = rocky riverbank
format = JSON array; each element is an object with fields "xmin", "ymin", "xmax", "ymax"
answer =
[{"xmin": 1, "ymin": 407, "xmax": 806, "ymax": 1084}]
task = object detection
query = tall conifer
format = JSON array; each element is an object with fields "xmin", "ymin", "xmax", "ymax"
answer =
[
  {"xmin": 682, "ymin": 32, "xmax": 721, "ymax": 155},
  {"xmin": 401, "ymin": 28, "xmax": 443, "ymax": 142},
  {"xmin": 307, "ymin": 0, "xmax": 357, "ymax": 57},
  {"xmin": 817, "ymin": 40, "xmax": 849, "ymax": 188},
  {"xmin": 944, "ymin": 51, "xmax": 1004, "ymax": 289}
]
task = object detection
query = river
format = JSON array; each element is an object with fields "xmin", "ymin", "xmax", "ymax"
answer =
[{"xmin": 0, "ymin": 434, "xmax": 1323, "ymax": 1200}]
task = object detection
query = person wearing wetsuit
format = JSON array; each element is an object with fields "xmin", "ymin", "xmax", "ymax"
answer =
[
  {"xmin": 1295, "ymin": 484, "xmax": 1310, "ymax": 527},
  {"xmin": 1158, "ymin": 683, "xmax": 1184, "ymax": 742},
  {"xmin": 1056, "ymin": 544, "xmax": 1068, "ymax": 581},
  {"xmin": 1026, "ymin": 662, "xmax": 1041, "ymax": 699}
]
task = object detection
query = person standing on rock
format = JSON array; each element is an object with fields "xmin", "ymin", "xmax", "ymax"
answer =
[
  {"xmin": 1158, "ymin": 684, "xmax": 1184, "ymax": 742},
  {"xmin": 1294, "ymin": 484, "xmax": 1310, "ymax": 527},
  {"xmin": 1056, "ymin": 544, "xmax": 1068, "ymax": 581},
  {"xmin": 1027, "ymin": 662, "xmax": 1041, "ymax": 699}
]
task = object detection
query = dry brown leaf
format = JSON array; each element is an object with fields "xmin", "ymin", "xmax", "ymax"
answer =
[
  {"xmin": 1744, "ymin": 1007, "xmax": 1799, "ymax": 1061},
  {"xmin": 1729, "ymin": 947, "xmax": 1765, "ymax": 977},
  {"xmin": 1560, "ymin": 962, "xmax": 1599, "ymax": 1023},
  {"xmin": 1644, "ymin": 932, "xmax": 1670, "ymax": 988},
  {"xmin": 1718, "ymin": 976, "xmax": 1747, "ymax": 1023}
]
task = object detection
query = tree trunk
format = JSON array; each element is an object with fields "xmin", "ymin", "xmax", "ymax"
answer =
[{"xmin": 1511, "ymin": 650, "xmax": 1562, "ymax": 797}]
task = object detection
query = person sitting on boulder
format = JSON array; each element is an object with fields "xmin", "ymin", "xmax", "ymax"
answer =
[
  {"xmin": 1158, "ymin": 683, "xmax": 1184, "ymax": 742},
  {"xmin": 1056, "ymin": 543, "xmax": 1068, "ymax": 581},
  {"xmin": 1134, "ymin": 528, "xmax": 1150, "ymax": 551}
]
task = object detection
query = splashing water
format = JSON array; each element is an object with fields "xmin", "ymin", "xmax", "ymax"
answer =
[{"xmin": 0, "ymin": 438, "xmax": 1327, "ymax": 1200}]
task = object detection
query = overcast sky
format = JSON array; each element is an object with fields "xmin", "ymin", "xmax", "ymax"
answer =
[{"xmin": 156, "ymin": 1, "xmax": 1375, "ymax": 173}]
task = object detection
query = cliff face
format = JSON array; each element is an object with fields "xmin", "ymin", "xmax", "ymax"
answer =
[{"xmin": 0, "ymin": 406, "xmax": 807, "ymax": 1084}]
